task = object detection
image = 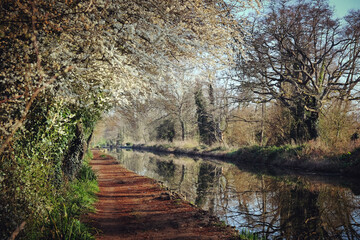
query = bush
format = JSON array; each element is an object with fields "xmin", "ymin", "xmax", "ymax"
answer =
[
  {"xmin": 77, "ymin": 163, "xmax": 97, "ymax": 182},
  {"xmin": 0, "ymin": 97, "xmax": 101, "ymax": 239},
  {"xmin": 24, "ymin": 150, "xmax": 98, "ymax": 239},
  {"xmin": 238, "ymin": 229, "xmax": 262, "ymax": 239},
  {"xmin": 156, "ymin": 119, "xmax": 176, "ymax": 142},
  {"xmin": 25, "ymin": 178, "xmax": 98, "ymax": 240}
]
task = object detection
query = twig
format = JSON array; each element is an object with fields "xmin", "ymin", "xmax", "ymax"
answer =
[{"xmin": 8, "ymin": 221, "xmax": 26, "ymax": 240}]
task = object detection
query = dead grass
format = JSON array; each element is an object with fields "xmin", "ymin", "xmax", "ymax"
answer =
[
  {"xmin": 134, "ymin": 138, "xmax": 360, "ymax": 176},
  {"xmin": 301, "ymin": 138, "xmax": 360, "ymax": 160}
]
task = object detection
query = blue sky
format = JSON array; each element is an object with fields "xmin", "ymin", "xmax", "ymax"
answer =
[{"xmin": 329, "ymin": 0, "xmax": 360, "ymax": 18}]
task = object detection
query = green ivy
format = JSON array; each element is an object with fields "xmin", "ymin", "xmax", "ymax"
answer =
[{"xmin": 0, "ymin": 94, "xmax": 102, "ymax": 239}]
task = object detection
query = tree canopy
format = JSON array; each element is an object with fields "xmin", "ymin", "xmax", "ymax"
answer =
[
  {"xmin": 233, "ymin": 0, "xmax": 360, "ymax": 142},
  {"xmin": 0, "ymin": 0, "xmax": 260, "ymax": 154}
]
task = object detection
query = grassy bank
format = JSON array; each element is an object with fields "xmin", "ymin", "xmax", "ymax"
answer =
[
  {"xmin": 17, "ymin": 151, "xmax": 99, "ymax": 240},
  {"xmin": 133, "ymin": 141, "xmax": 360, "ymax": 177}
]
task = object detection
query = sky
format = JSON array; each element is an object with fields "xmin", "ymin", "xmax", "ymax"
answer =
[{"xmin": 329, "ymin": 0, "xmax": 360, "ymax": 18}]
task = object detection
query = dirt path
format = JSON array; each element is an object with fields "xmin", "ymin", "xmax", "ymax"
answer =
[{"xmin": 85, "ymin": 150, "xmax": 239, "ymax": 240}]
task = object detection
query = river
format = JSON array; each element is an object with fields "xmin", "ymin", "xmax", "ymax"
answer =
[{"xmin": 106, "ymin": 148, "xmax": 360, "ymax": 239}]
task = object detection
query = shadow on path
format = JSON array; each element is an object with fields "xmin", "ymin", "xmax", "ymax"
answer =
[{"xmin": 83, "ymin": 150, "xmax": 238, "ymax": 240}]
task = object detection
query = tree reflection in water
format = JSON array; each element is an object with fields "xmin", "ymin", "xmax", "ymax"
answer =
[
  {"xmin": 110, "ymin": 149, "xmax": 360, "ymax": 239},
  {"xmin": 155, "ymin": 158, "xmax": 175, "ymax": 180}
]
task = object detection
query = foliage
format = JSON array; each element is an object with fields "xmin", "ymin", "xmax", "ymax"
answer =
[
  {"xmin": 195, "ymin": 88, "xmax": 217, "ymax": 145},
  {"xmin": 209, "ymin": 146, "xmax": 227, "ymax": 152},
  {"xmin": 0, "ymin": 91, "xmax": 101, "ymax": 239},
  {"xmin": 153, "ymin": 143, "xmax": 174, "ymax": 151},
  {"xmin": 24, "ymin": 161, "xmax": 99, "ymax": 240},
  {"xmin": 2, "ymin": 0, "xmax": 358, "ymax": 236},
  {"xmin": 0, "ymin": 0, "xmax": 260, "ymax": 154},
  {"xmin": 237, "ymin": 229, "xmax": 262, "ymax": 240},
  {"xmin": 227, "ymin": 144, "xmax": 303, "ymax": 163},
  {"xmin": 318, "ymin": 101, "xmax": 360, "ymax": 151},
  {"xmin": 0, "ymin": 0, "xmax": 264, "ymax": 238},
  {"xmin": 77, "ymin": 161, "xmax": 97, "ymax": 182},
  {"xmin": 156, "ymin": 119, "xmax": 176, "ymax": 142},
  {"xmin": 225, "ymin": 106, "xmax": 261, "ymax": 146}
]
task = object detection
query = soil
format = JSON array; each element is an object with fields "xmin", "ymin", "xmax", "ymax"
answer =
[{"xmin": 84, "ymin": 150, "xmax": 239, "ymax": 240}]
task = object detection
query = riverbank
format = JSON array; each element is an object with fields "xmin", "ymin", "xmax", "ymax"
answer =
[
  {"xmin": 85, "ymin": 150, "xmax": 255, "ymax": 239},
  {"xmin": 132, "ymin": 143, "xmax": 360, "ymax": 177}
]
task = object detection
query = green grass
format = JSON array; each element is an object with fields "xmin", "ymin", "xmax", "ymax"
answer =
[
  {"xmin": 25, "ymin": 158, "xmax": 99, "ymax": 240},
  {"xmin": 214, "ymin": 220, "xmax": 227, "ymax": 228},
  {"xmin": 77, "ymin": 164, "xmax": 97, "ymax": 181},
  {"xmin": 237, "ymin": 229, "xmax": 263, "ymax": 240},
  {"xmin": 213, "ymin": 221, "xmax": 263, "ymax": 240}
]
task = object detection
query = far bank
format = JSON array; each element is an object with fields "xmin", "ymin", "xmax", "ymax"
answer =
[{"xmin": 126, "ymin": 142, "xmax": 360, "ymax": 178}]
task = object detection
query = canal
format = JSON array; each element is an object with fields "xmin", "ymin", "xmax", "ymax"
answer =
[{"xmin": 107, "ymin": 148, "xmax": 360, "ymax": 239}]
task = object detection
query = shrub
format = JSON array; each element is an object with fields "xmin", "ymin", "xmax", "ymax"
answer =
[
  {"xmin": 25, "ymin": 178, "xmax": 98, "ymax": 240},
  {"xmin": 0, "ymin": 97, "xmax": 101, "ymax": 239},
  {"xmin": 77, "ymin": 163, "xmax": 97, "ymax": 182},
  {"xmin": 156, "ymin": 119, "xmax": 176, "ymax": 142},
  {"xmin": 238, "ymin": 229, "xmax": 262, "ymax": 239}
]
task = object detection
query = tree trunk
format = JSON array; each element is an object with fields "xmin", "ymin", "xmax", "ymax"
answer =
[
  {"xmin": 305, "ymin": 111, "xmax": 319, "ymax": 140},
  {"xmin": 62, "ymin": 122, "xmax": 85, "ymax": 179},
  {"xmin": 180, "ymin": 119, "xmax": 185, "ymax": 141},
  {"xmin": 260, "ymin": 102, "xmax": 265, "ymax": 146},
  {"xmin": 289, "ymin": 97, "xmax": 319, "ymax": 143}
]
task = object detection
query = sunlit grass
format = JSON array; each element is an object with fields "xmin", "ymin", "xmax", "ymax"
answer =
[{"xmin": 24, "ymin": 153, "xmax": 99, "ymax": 240}]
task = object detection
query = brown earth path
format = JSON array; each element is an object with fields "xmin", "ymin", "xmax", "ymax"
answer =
[{"xmin": 85, "ymin": 150, "xmax": 239, "ymax": 240}]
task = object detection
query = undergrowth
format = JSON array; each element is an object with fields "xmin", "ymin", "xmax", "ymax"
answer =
[
  {"xmin": 237, "ymin": 229, "xmax": 263, "ymax": 240},
  {"xmin": 23, "ymin": 151, "xmax": 98, "ymax": 240}
]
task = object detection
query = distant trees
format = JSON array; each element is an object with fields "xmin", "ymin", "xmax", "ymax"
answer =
[
  {"xmin": 235, "ymin": 0, "xmax": 360, "ymax": 143},
  {"xmin": 156, "ymin": 119, "xmax": 176, "ymax": 142},
  {"xmin": 195, "ymin": 88, "xmax": 217, "ymax": 145},
  {"xmin": 1, "ymin": 0, "xmax": 261, "ymax": 237},
  {"xmin": 155, "ymin": 73, "xmax": 197, "ymax": 141},
  {"xmin": 87, "ymin": 0, "xmax": 360, "ymax": 150},
  {"xmin": 109, "ymin": 81, "xmax": 226, "ymax": 145}
]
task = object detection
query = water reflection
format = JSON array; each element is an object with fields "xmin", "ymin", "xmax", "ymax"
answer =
[{"xmin": 109, "ymin": 149, "xmax": 360, "ymax": 239}]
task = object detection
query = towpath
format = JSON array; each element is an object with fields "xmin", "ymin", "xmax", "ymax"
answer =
[{"xmin": 85, "ymin": 150, "xmax": 239, "ymax": 239}]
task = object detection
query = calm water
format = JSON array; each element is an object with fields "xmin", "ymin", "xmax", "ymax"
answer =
[{"xmin": 107, "ymin": 149, "xmax": 360, "ymax": 239}]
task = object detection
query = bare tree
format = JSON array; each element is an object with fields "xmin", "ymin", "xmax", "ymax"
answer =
[{"xmin": 234, "ymin": 0, "xmax": 360, "ymax": 143}]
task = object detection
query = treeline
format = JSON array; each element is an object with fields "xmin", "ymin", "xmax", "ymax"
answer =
[
  {"xmin": 1, "ymin": 0, "xmax": 359, "ymax": 237},
  {"xmin": 98, "ymin": 0, "xmax": 360, "ymax": 156},
  {"xmin": 0, "ymin": 0, "xmax": 260, "ymax": 238},
  {"xmin": 100, "ymin": 81, "xmax": 359, "ymax": 153}
]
